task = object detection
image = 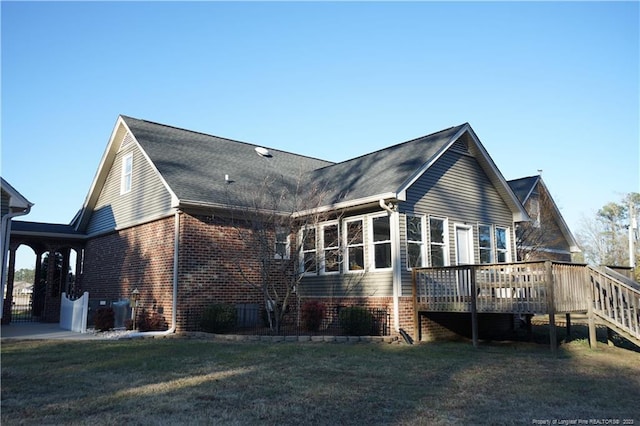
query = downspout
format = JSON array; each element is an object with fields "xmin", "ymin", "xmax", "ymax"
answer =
[
  {"xmin": 379, "ymin": 199, "xmax": 401, "ymax": 333},
  {"xmin": 1, "ymin": 206, "xmax": 31, "ymax": 319},
  {"xmin": 128, "ymin": 210, "xmax": 179, "ymax": 338}
]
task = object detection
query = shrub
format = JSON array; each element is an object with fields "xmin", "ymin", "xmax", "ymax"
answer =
[
  {"xmin": 94, "ymin": 307, "xmax": 115, "ymax": 332},
  {"xmin": 301, "ymin": 301, "xmax": 326, "ymax": 332},
  {"xmin": 200, "ymin": 304, "xmax": 237, "ymax": 333},
  {"xmin": 339, "ymin": 306, "xmax": 374, "ymax": 336},
  {"xmin": 137, "ymin": 308, "xmax": 168, "ymax": 332}
]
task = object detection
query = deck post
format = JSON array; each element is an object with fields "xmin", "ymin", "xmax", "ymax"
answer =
[
  {"xmin": 565, "ymin": 313, "xmax": 571, "ymax": 341},
  {"xmin": 586, "ymin": 268, "xmax": 597, "ymax": 349},
  {"xmin": 470, "ymin": 266, "xmax": 478, "ymax": 348},
  {"xmin": 545, "ymin": 261, "xmax": 557, "ymax": 354},
  {"xmin": 412, "ymin": 269, "xmax": 419, "ymax": 342}
]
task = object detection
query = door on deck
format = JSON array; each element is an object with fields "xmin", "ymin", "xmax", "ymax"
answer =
[{"xmin": 455, "ymin": 225, "xmax": 474, "ymax": 296}]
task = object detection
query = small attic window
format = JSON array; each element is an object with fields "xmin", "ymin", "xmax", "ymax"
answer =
[
  {"xmin": 255, "ymin": 147, "xmax": 272, "ymax": 157},
  {"xmin": 120, "ymin": 153, "xmax": 133, "ymax": 195}
]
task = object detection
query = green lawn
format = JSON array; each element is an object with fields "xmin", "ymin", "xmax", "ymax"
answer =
[{"xmin": 1, "ymin": 338, "xmax": 639, "ymax": 425}]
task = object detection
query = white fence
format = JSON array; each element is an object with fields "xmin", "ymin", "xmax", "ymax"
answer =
[{"xmin": 60, "ymin": 292, "xmax": 89, "ymax": 333}]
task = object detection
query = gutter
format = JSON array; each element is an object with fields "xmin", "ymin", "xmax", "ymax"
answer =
[
  {"xmin": 127, "ymin": 210, "xmax": 180, "ymax": 338},
  {"xmin": 379, "ymin": 199, "xmax": 401, "ymax": 333}
]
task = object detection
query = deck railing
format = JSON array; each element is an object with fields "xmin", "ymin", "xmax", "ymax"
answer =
[
  {"xmin": 412, "ymin": 261, "xmax": 589, "ymax": 316},
  {"xmin": 588, "ymin": 266, "xmax": 640, "ymax": 343}
]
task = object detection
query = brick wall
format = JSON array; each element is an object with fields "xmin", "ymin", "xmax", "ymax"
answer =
[
  {"xmin": 82, "ymin": 216, "xmax": 176, "ymax": 327},
  {"xmin": 176, "ymin": 213, "xmax": 274, "ymax": 331}
]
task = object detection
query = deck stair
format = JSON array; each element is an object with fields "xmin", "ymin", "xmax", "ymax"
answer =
[{"xmin": 412, "ymin": 261, "xmax": 640, "ymax": 349}]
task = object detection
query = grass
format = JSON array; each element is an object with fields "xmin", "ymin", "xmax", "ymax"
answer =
[{"xmin": 1, "ymin": 337, "xmax": 639, "ymax": 425}]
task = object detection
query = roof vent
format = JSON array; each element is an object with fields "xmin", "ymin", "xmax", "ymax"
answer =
[{"xmin": 254, "ymin": 147, "xmax": 272, "ymax": 157}]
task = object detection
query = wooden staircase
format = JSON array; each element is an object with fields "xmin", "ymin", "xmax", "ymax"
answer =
[{"xmin": 587, "ymin": 266, "xmax": 640, "ymax": 348}]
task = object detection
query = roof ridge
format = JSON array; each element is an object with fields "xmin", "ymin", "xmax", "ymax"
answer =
[
  {"xmin": 311, "ymin": 123, "xmax": 466, "ymax": 172},
  {"xmin": 120, "ymin": 115, "xmax": 335, "ymax": 165}
]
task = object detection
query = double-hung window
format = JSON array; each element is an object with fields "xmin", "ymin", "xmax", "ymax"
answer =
[
  {"xmin": 406, "ymin": 215, "xmax": 425, "ymax": 269},
  {"xmin": 120, "ymin": 153, "xmax": 133, "ymax": 194},
  {"xmin": 274, "ymin": 227, "xmax": 290, "ymax": 260},
  {"xmin": 344, "ymin": 218, "xmax": 364, "ymax": 271},
  {"xmin": 300, "ymin": 227, "xmax": 317, "ymax": 275},
  {"xmin": 429, "ymin": 217, "xmax": 447, "ymax": 267},
  {"xmin": 495, "ymin": 227, "xmax": 509, "ymax": 263},
  {"xmin": 478, "ymin": 224, "xmax": 493, "ymax": 263},
  {"xmin": 371, "ymin": 215, "xmax": 392, "ymax": 270},
  {"xmin": 321, "ymin": 222, "xmax": 340, "ymax": 274}
]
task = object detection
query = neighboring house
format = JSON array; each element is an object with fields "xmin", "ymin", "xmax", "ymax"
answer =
[
  {"xmin": 1, "ymin": 178, "xmax": 33, "ymax": 320},
  {"xmin": 9, "ymin": 116, "xmax": 537, "ymax": 338},
  {"xmin": 508, "ymin": 175, "xmax": 580, "ymax": 262}
]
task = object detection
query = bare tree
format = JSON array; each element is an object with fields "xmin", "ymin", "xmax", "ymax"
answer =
[
  {"xmin": 576, "ymin": 192, "xmax": 640, "ymax": 279},
  {"xmin": 223, "ymin": 172, "xmax": 339, "ymax": 333},
  {"xmin": 515, "ymin": 182, "xmax": 572, "ymax": 261}
]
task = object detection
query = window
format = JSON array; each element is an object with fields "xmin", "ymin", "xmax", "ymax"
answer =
[
  {"xmin": 321, "ymin": 222, "xmax": 340, "ymax": 274},
  {"xmin": 274, "ymin": 227, "xmax": 290, "ymax": 260},
  {"xmin": 406, "ymin": 215, "xmax": 425, "ymax": 269},
  {"xmin": 429, "ymin": 217, "xmax": 447, "ymax": 267},
  {"xmin": 120, "ymin": 153, "xmax": 133, "ymax": 194},
  {"xmin": 371, "ymin": 215, "xmax": 391, "ymax": 269},
  {"xmin": 496, "ymin": 227, "xmax": 509, "ymax": 263},
  {"xmin": 300, "ymin": 227, "xmax": 316, "ymax": 274},
  {"xmin": 478, "ymin": 224, "xmax": 493, "ymax": 263},
  {"xmin": 345, "ymin": 218, "xmax": 364, "ymax": 271}
]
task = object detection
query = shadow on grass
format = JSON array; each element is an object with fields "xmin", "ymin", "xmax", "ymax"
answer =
[{"xmin": 1, "ymin": 337, "xmax": 639, "ymax": 425}]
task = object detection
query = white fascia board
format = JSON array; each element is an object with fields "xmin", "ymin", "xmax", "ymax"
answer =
[
  {"xmin": 537, "ymin": 178, "xmax": 581, "ymax": 252},
  {"xmin": 291, "ymin": 192, "xmax": 400, "ymax": 218},
  {"xmin": 396, "ymin": 125, "xmax": 469, "ymax": 199},
  {"xmin": 122, "ymin": 120, "xmax": 180, "ymax": 208},
  {"xmin": 75, "ymin": 116, "xmax": 128, "ymax": 230},
  {"xmin": 1, "ymin": 178, "xmax": 33, "ymax": 211}
]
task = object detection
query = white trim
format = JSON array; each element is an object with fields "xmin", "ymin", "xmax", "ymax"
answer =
[
  {"xmin": 343, "ymin": 216, "xmax": 366, "ymax": 273},
  {"xmin": 369, "ymin": 212, "xmax": 393, "ymax": 271},
  {"xmin": 120, "ymin": 152, "xmax": 133, "ymax": 195},
  {"xmin": 454, "ymin": 223, "xmax": 475, "ymax": 265},
  {"xmin": 292, "ymin": 192, "xmax": 399, "ymax": 218},
  {"xmin": 495, "ymin": 225, "xmax": 510, "ymax": 263},
  {"xmin": 428, "ymin": 215, "xmax": 450, "ymax": 267},
  {"xmin": 319, "ymin": 220, "xmax": 340, "ymax": 275},
  {"xmin": 405, "ymin": 213, "xmax": 427, "ymax": 270},
  {"xmin": 478, "ymin": 223, "xmax": 494, "ymax": 264}
]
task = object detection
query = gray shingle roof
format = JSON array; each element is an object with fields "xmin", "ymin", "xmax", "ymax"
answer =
[
  {"xmin": 310, "ymin": 125, "xmax": 466, "ymax": 205},
  {"xmin": 123, "ymin": 116, "xmax": 466, "ymax": 211},
  {"xmin": 122, "ymin": 116, "xmax": 334, "ymax": 210}
]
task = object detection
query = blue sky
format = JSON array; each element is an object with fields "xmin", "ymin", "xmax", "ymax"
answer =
[{"xmin": 2, "ymin": 1, "xmax": 638, "ymax": 269}]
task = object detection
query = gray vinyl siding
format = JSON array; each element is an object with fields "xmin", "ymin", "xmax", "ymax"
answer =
[
  {"xmin": 399, "ymin": 149, "xmax": 516, "ymax": 295},
  {"xmin": 299, "ymin": 211, "xmax": 394, "ymax": 298},
  {"xmin": 86, "ymin": 133, "xmax": 173, "ymax": 235}
]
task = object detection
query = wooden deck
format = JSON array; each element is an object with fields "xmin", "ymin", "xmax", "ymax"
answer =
[{"xmin": 412, "ymin": 261, "xmax": 640, "ymax": 350}]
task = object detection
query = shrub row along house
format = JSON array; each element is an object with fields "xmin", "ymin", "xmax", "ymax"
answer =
[{"xmin": 4, "ymin": 116, "xmax": 580, "ymax": 339}]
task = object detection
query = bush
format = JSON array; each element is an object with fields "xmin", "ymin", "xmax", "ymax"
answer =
[
  {"xmin": 339, "ymin": 306, "xmax": 374, "ymax": 336},
  {"xmin": 94, "ymin": 307, "xmax": 115, "ymax": 332},
  {"xmin": 301, "ymin": 301, "xmax": 326, "ymax": 332},
  {"xmin": 137, "ymin": 308, "xmax": 168, "ymax": 332},
  {"xmin": 200, "ymin": 304, "xmax": 237, "ymax": 333}
]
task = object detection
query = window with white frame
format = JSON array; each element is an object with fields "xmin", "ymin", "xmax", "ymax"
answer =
[
  {"xmin": 478, "ymin": 224, "xmax": 493, "ymax": 263},
  {"xmin": 371, "ymin": 215, "xmax": 391, "ymax": 269},
  {"xmin": 274, "ymin": 227, "xmax": 290, "ymax": 260},
  {"xmin": 300, "ymin": 227, "xmax": 317, "ymax": 274},
  {"xmin": 495, "ymin": 227, "xmax": 509, "ymax": 263},
  {"xmin": 120, "ymin": 153, "xmax": 133, "ymax": 194},
  {"xmin": 406, "ymin": 215, "xmax": 425, "ymax": 269},
  {"xmin": 429, "ymin": 217, "xmax": 447, "ymax": 267},
  {"xmin": 321, "ymin": 222, "xmax": 340, "ymax": 274},
  {"xmin": 345, "ymin": 218, "xmax": 365, "ymax": 271}
]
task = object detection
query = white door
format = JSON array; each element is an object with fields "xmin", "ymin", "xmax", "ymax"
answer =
[
  {"xmin": 455, "ymin": 225, "xmax": 474, "ymax": 296},
  {"xmin": 455, "ymin": 225, "xmax": 474, "ymax": 265}
]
